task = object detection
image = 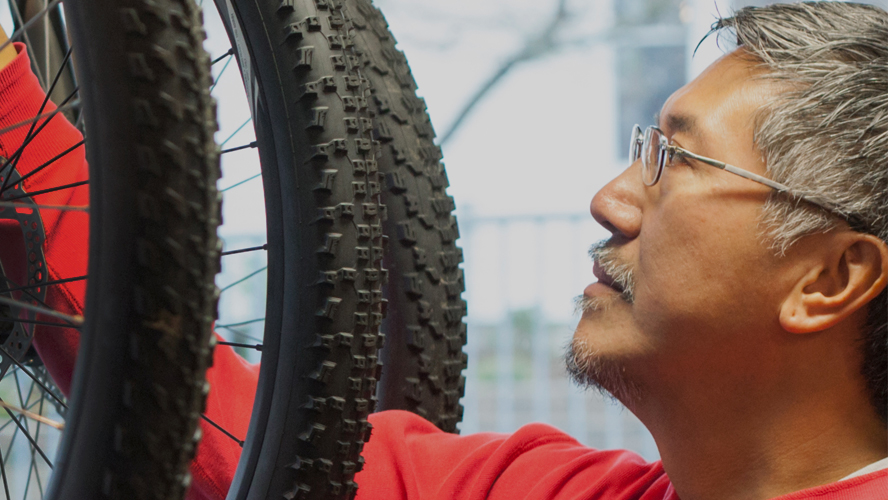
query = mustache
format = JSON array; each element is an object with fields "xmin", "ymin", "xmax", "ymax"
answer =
[
  {"xmin": 574, "ymin": 294, "xmax": 612, "ymax": 315},
  {"xmin": 587, "ymin": 239, "xmax": 636, "ymax": 304}
]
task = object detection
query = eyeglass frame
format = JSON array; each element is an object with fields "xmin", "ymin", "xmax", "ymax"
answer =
[{"xmin": 629, "ymin": 124, "xmax": 863, "ymax": 228}]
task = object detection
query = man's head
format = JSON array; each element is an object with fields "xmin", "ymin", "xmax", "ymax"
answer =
[{"xmin": 569, "ymin": 2, "xmax": 888, "ymax": 426}]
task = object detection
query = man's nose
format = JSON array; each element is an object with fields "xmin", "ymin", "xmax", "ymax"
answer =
[{"xmin": 590, "ymin": 161, "xmax": 643, "ymax": 240}]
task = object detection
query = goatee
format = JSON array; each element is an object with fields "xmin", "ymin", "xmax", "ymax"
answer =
[{"xmin": 564, "ymin": 336, "xmax": 642, "ymax": 406}]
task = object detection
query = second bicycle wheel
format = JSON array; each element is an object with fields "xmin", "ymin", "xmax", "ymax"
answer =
[
  {"xmin": 203, "ymin": 0, "xmax": 466, "ymax": 498},
  {"xmin": 210, "ymin": 0, "xmax": 386, "ymax": 499}
]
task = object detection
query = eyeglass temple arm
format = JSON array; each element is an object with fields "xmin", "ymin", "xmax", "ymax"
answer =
[{"xmin": 675, "ymin": 148, "xmax": 842, "ymax": 214}]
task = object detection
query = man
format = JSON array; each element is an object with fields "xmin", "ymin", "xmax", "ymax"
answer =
[
  {"xmin": 349, "ymin": 3, "xmax": 888, "ymax": 499},
  {"xmin": 8, "ymin": 2, "xmax": 886, "ymax": 499}
]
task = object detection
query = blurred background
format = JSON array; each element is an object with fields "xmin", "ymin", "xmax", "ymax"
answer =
[{"xmin": 209, "ymin": 0, "xmax": 888, "ymax": 464}]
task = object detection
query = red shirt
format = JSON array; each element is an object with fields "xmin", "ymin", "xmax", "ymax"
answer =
[
  {"xmin": 356, "ymin": 411, "xmax": 887, "ymax": 500},
  {"xmin": 1, "ymin": 42, "xmax": 884, "ymax": 500}
]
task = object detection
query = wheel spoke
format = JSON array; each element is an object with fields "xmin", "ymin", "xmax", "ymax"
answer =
[
  {"xmin": 220, "ymin": 266, "xmax": 267, "ymax": 293},
  {"xmin": 0, "ymin": 45, "xmax": 75, "ymax": 186},
  {"xmin": 35, "ymin": 448, "xmax": 46, "ymax": 497},
  {"xmin": 8, "ymin": 0, "xmax": 48, "ymax": 87},
  {"xmin": 0, "ymin": 435, "xmax": 10, "ymax": 500},
  {"xmin": 0, "ymin": 86, "xmax": 79, "ymax": 185},
  {"xmin": 0, "ymin": 273, "xmax": 70, "ymax": 332},
  {"xmin": 0, "ymin": 345, "xmax": 68, "ymax": 410},
  {"xmin": 0, "ymin": 200, "xmax": 87, "ymax": 212},
  {"xmin": 220, "ymin": 116, "xmax": 253, "ymax": 147},
  {"xmin": 217, "ymin": 341, "xmax": 262, "ymax": 351},
  {"xmin": 1, "ymin": 425, "xmax": 16, "ymax": 469},
  {"xmin": 13, "ymin": 373, "xmax": 33, "ymax": 445},
  {"xmin": 0, "ymin": 399, "xmax": 51, "ymax": 468},
  {"xmin": 200, "ymin": 414, "xmax": 243, "ymax": 447},
  {"xmin": 0, "ymin": 0, "xmax": 63, "ymax": 60},
  {"xmin": 2, "ymin": 179, "xmax": 88, "ymax": 201},
  {"xmin": 0, "ymin": 375, "xmax": 24, "ymax": 465},
  {"xmin": 29, "ymin": 397, "xmax": 47, "ymax": 499},
  {"xmin": 217, "ymin": 325, "xmax": 263, "ymax": 344},
  {"xmin": 23, "ymin": 457, "xmax": 33, "ymax": 499},
  {"xmin": 20, "ymin": 374, "xmax": 48, "ymax": 499},
  {"xmin": 0, "ymin": 139, "xmax": 85, "ymax": 195},
  {"xmin": 34, "ymin": 451, "xmax": 46, "ymax": 498},
  {"xmin": 211, "ymin": 48, "xmax": 234, "ymax": 66},
  {"xmin": 0, "ymin": 395, "xmax": 42, "ymax": 435},
  {"xmin": 220, "ymin": 141, "xmax": 257, "ymax": 155},
  {"xmin": 209, "ymin": 55, "xmax": 234, "ymax": 93},
  {"xmin": 0, "ymin": 274, "xmax": 87, "ymax": 294},
  {"xmin": 221, "ymin": 172, "xmax": 260, "ymax": 193},
  {"xmin": 14, "ymin": 370, "xmax": 33, "ymax": 416},
  {"xmin": 0, "ymin": 104, "xmax": 81, "ymax": 184},
  {"xmin": 0, "ymin": 295, "xmax": 83, "ymax": 326},
  {"xmin": 0, "ymin": 317, "xmax": 79, "ymax": 329},
  {"xmin": 20, "ymin": 384, "xmax": 36, "ymax": 500},
  {"xmin": 221, "ymin": 243, "xmax": 267, "ymax": 256},
  {"xmin": 219, "ymin": 318, "xmax": 265, "ymax": 328}
]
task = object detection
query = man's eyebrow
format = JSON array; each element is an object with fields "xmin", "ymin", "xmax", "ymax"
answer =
[
  {"xmin": 654, "ymin": 111, "xmax": 700, "ymax": 143},
  {"xmin": 666, "ymin": 114, "xmax": 697, "ymax": 137}
]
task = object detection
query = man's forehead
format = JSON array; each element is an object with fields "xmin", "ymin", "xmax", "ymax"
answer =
[{"xmin": 657, "ymin": 50, "xmax": 776, "ymax": 153}]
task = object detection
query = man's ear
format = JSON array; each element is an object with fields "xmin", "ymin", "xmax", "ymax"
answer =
[{"xmin": 780, "ymin": 233, "xmax": 888, "ymax": 334}]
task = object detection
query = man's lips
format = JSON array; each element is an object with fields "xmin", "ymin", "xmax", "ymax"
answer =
[{"xmin": 592, "ymin": 260, "xmax": 624, "ymax": 293}]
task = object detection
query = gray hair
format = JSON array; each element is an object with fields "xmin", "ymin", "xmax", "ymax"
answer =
[{"xmin": 711, "ymin": 2, "xmax": 888, "ymax": 421}]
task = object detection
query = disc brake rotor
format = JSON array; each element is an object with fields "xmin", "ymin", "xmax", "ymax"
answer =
[{"xmin": 0, "ymin": 165, "xmax": 49, "ymax": 380}]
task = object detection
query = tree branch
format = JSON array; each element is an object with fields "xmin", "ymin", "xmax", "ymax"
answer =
[{"xmin": 438, "ymin": 0, "xmax": 571, "ymax": 145}]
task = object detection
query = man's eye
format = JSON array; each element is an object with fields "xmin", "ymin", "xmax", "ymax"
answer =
[{"xmin": 672, "ymin": 153, "xmax": 689, "ymax": 167}]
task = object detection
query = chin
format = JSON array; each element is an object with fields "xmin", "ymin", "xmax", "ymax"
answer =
[{"xmin": 567, "ymin": 321, "xmax": 644, "ymax": 408}]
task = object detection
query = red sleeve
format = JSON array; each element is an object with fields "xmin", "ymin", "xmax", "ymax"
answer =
[
  {"xmin": 355, "ymin": 410, "xmax": 673, "ymax": 500},
  {"xmin": 0, "ymin": 42, "xmax": 86, "ymax": 396},
  {"xmin": 188, "ymin": 338, "xmax": 259, "ymax": 500}
]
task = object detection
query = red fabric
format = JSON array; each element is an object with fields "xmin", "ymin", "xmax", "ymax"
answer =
[
  {"xmin": 188, "ymin": 336, "xmax": 258, "ymax": 500},
  {"xmin": 356, "ymin": 411, "xmax": 887, "ymax": 500},
  {"xmin": 1, "ymin": 42, "xmax": 884, "ymax": 500},
  {"xmin": 357, "ymin": 411, "xmax": 674, "ymax": 500}
]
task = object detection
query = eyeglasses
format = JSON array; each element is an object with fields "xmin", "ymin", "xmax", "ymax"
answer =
[{"xmin": 629, "ymin": 124, "xmax": 857, "ymax": 224}]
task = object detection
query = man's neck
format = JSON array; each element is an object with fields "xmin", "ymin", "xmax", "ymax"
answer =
[{"xmin": 633, "ymin": 372, "xmax": 887, "ymax": 500}]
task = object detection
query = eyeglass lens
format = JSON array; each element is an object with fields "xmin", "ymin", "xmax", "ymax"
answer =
[
  {"xmin": 629, "ymin": 125, "xmax": 643, "ymax": 163},
  {"xmin": 642, "ymin": 127, "xmax": 662, "ymax": 185}
]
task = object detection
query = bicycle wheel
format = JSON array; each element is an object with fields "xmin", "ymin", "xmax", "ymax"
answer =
[
  {"xmin": 346, "ymin": 0, "xmax": 468, "ymax": 433},
  {"xmin": 206, "ymin": 1, "xmax": 386, "ymax": 499},
  {"xmin": 0, "ymin": 0, "xmax": 220, "ymax": 497},
  {"xmin": 170, "ymin": 0, "xmax": 464, "ymax": 497},
  {"xmin": 205, "ymin": 0, "xmax": 466, "ymax": 496}
]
